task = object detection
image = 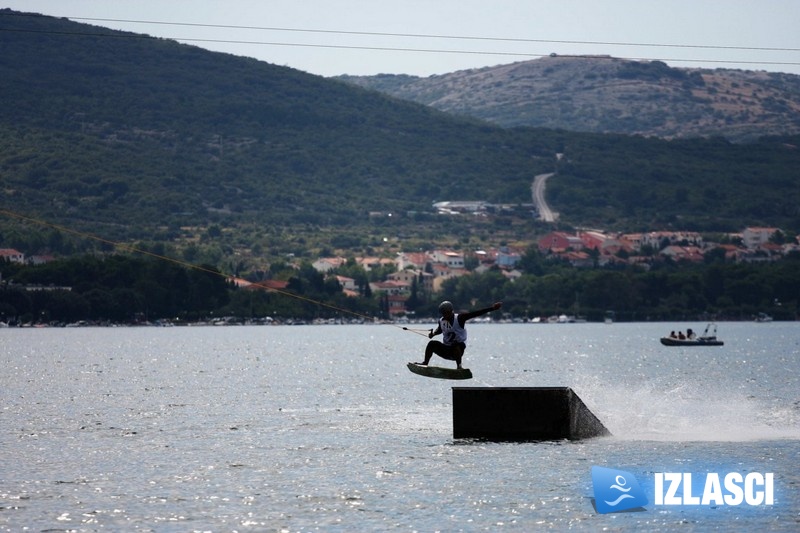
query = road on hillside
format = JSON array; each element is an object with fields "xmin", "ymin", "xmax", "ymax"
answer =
[{"xmin": 532, "ymin": 172, "xmax": 558, "ymax": 222}]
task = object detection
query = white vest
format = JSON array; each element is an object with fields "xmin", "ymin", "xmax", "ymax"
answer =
[{"xmin": 440, "ymin": 314, "xmax": 467, "ymax": 345}]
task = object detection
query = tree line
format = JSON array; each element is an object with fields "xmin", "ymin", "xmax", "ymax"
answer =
[{"xmin": 1, "ymin": 250, "xmax": 798, "ymax": 325}]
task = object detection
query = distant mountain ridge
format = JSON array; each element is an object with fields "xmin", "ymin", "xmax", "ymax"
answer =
[{"xmin": 337, "ymin": 56, "xmax": 800, "ymax": 142}]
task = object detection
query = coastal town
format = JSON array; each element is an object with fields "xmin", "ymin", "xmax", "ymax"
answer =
[
  {"xmin": 280, "ymin": 226, "xmax": 796, "ymax": 316},
  {"xmin": 2, "ymin": 225, "xmax": 794, "ymax": 319}
]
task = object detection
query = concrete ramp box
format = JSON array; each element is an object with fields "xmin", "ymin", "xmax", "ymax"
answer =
[{"xmin": 452, "ymin": 387, "xmax": 611, "ymax": 441}]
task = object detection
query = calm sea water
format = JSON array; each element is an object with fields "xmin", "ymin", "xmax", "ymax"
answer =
[{"xmin": 1, "ymin": 322, "xmax": 798, "ymax": 531}]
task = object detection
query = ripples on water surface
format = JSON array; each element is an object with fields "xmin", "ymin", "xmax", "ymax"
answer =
[{"xmin": 1, "ymin": 322, "xmax": 798, "ymax": 531}]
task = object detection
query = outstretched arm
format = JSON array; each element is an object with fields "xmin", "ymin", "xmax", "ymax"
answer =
[{"xmin": 458, "ymin": 302, "xmax": 502, "ymax": 326}]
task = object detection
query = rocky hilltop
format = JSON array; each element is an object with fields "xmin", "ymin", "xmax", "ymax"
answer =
[{"xmin": 338, "ymin": 56, "xmax": 800, "ymax": 142}]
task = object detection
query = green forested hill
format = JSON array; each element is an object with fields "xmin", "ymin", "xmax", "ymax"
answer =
[
  {"xmin": 1, "ymin": 9, "xmax": 799, "ymax": 266},
  {"xmin": 0, "ymin": 10, "xmax": 562, "ymax": 254},
  {"xmin": 550, "ymin": 133, "xmax": 800, "ymax": 232}
]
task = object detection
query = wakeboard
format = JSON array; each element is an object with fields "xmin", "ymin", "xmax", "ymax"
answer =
[{"xmin": 407, "ymin": 362, "xmax": 473, "ymax": 380}]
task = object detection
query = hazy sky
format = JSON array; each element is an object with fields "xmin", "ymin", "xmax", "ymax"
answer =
[{"xmin": 3, "ymin": 1, "xmax": 799, "ymax": 77}]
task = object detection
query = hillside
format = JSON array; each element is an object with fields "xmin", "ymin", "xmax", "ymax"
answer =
[
  {"xmin": 1, "ymin": 10, "xmax": 799, "ymax": 267},
  {"xmin": 337, "ymin": 56, "xmax": 800, "ymax": 142},
  {"xmin": 0, "ymin": 10, "xmax": 560, "ymax": 253}
]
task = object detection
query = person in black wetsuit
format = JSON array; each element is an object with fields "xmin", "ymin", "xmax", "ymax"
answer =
[{"xmin": 415, "ymin": 300, "xmax": 502, "ymax": 369}]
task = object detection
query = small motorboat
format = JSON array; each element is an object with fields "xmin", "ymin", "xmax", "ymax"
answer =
[{"xmin": 660, "ymin": 323, "xmax": 723, "ymax": 346}]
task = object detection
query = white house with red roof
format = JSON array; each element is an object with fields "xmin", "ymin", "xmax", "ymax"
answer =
[
  {"xmin": 369, "ymin": 280, "xmax": 409, "ymax": 296},
  {"xmin": 395, "ymin": 252, "xmax": 429, "ymax": 271},
  {"xmin": 660, "ymin": 245, "xmax": 705, "ymax": 263},
  {"xmin": 642, "ymin": 231, "xmax": 703, "ymax": 250},
  {"xmin": 312, "ymin": 257, "xmax": 347, "ymax": 273},
  {"xmin": 0, "ymin": 248, "xmax": 24, "ymax": 264},
  {"xmin": 538, "ymin": 232, "xmax": 584, "ymax": 253},
  {"xmin": 388, "ymin": 269, "xmax": 433, "ymax": 293},
  {"xmin": 429, "ymin": 250, "xmax": 465, "ymax": 269},
  {"xmin": 334, "ymin": 275, "xmax": 357, "ymax": 292},
  {"xmin": 742, "ymin": 227, "xmax": 779, "ymax": 249}
]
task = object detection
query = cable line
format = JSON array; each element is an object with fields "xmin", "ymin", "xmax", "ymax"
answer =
[
  {"xmin": 6, "ymin": 11, "xmax": 799, "ymax": 53},
  {"xmin": 1, "ymin": 12, "xmax": 798, "ymax": 68},
  {"xmin": 2, "ymin": 25, "xmax": 798, "ymax": 68}
]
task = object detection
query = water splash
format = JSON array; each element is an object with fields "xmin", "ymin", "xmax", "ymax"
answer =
[{"xmin": 574, "ymin": 376, "xmax": 800, "ymax": 442}]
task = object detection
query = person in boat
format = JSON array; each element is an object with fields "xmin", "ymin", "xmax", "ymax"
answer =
[
  {"xmin": 415, "ymin": 301, "xmax": 502, "ymax": 369},
  {"xmin": 678, "ymin": 331, "xmax": 686, "ymax": 340},
  {"xmin": 686, "ymin": 328, "xmax": 695, "ymax": 339},
  {"xmin": 669, "ymin": 331, "xmax": 677, "ymax": 338}
]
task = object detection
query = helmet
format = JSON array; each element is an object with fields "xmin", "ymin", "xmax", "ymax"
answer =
[{"xmin": 438, "ymin": 301, "xmax": 454, "ymax": 314}]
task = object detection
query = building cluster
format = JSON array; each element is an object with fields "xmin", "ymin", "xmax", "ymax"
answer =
[
  {"xmin": 0, "ymin": 249, "xmax": 54, "ymax": 266},
  {"xmin": 536, "ymin": 227, "xmax": 797, "ymax": 268},
  {"xmin": 304, "ymin": 227, "xmax": 796, "ymax": 315},
  {"xmin": 431, "ymin": 201, "xmax": 534, "ymax": 216},
  {"xmin": 3, "ymin": 226, "xmax": 795, "ymax": 318},
  {"xmin": 311, "ymin": 247, "xmax": 523, "ymax": 315}
]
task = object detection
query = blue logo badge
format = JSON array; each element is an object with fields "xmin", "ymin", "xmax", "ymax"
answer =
[{"xmin": 592, "ymin": 466, "xmax": 648, "ymax": 514}]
